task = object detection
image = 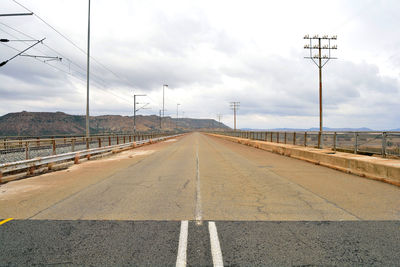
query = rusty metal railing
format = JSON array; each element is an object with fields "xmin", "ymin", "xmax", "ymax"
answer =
[
  {"xmin": 0, "ymin": 133, "xmax": 178, "ymax": 164},
  {"xmin": 0, "ymin": 134, "xmax": 182, "ymax": 179}
]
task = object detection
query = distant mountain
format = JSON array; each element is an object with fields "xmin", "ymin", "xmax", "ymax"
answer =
[
  {"xmin": 307, "ymin": 127, "xmax": 374, "ymax": 132},
  {"xmin": 0, "ymin": 111, "xmax": 230, "ymax": 137},
  {"xmin": 241, "ymin": 127, "xmax": 375, "ymax": 132}
]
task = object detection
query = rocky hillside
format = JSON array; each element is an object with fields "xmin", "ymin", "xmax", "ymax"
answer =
[{"xmin": 0, "ymin": 111, "xmax": 230, "ymax": 136}]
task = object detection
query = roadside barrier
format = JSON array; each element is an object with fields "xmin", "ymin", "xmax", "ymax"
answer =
[{"xmin": 0, "ymin": 134, "xmax": 181, "ymax": 182}]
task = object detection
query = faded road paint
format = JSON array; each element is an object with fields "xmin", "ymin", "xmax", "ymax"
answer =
[{"xmin": 0, "ymin": 218, "xmax": 13, "ymax": 226}]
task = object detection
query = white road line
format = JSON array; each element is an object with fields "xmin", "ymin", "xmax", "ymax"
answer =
[
  {"xmin": 195, "ymin": 144, "xmax": 202, "ymax": 224},
  {"xmin": 176, "ymin": 220, "xmax": 189, "ymax": 267},
  {"xmin": 208, "ymin": 221, "xmax": 224, "ymax": 267}
]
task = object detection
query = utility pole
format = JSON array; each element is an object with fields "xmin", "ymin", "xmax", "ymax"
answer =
[
  {"xmin": 304, "ymin": 34, "xmax": 337, "ymax": 148},
  {"xmin": 86, "ymin": 0, "xmax": 91, "ymax": 138},
  {"xmin": 133, "ymin": 93, "xmax": 148, "ymax": 133},
  {"xmin": 176, "ymin": 103, "xmax": 181, "ymax": 130},
  {"xmin": 230, "ymin": 102, "xmax": 240, "ymax": 131},
  {"xmin": 162, "ymin": 84, "xmax": 168, "ymax": 129},
  {"xmin": 217, "ymin": 114, "xmax": 223, "ymax": 123}
]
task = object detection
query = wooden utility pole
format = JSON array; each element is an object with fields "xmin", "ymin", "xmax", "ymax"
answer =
[{"xmin": 304, "ymin": 34, "xmax": 337, "ymax": 148}]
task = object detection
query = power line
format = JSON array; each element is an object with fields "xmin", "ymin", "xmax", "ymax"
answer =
[
  {"xmin": 0, "ymin": 22, "xmax": 109, "ymax": 85},
  {"xmin": 0, "ymin": 21, "xmax": 134, "ymax": 106},
  {"xmin": 10, "ymin": 1, "xmax": 163, "ymax": 113},
  {"xmin": 12, "ymin": 0, "xmax": 87, "ymax": 57},
  {"xmin": 0, "ymin": 23, "xmax": 84, "ymax": 72},
  {"xmin": 11, "ymin": 1, "xmax": 142, "ymax": 93},
  {"xmin": 1, "ymin": 40, "xmax": 132, "ymax": 105}
]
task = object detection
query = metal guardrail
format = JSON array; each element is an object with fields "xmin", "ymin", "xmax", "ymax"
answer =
[
  {"xmin": 0, "ymin": 131, "xmax": 180, "ymax": 140},
  {"xmin": 0, "ymin": 133, "xmax": 178, "ymax": 164},
  {"xmin": 213, "ymin": 131, "xmax": 400, "ymax": 158},
  {"xmin": 0, "ymin": 134, "xmax": 181, "ymax": 177}
]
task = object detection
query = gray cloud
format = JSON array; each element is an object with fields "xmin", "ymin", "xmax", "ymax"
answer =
[{"xmin": 0, "ymin": 0, "xmax": 399, "ymax": 130}]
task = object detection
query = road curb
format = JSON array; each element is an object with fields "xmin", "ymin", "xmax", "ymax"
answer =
[{"xmin": 207, "ymin": 133, "xmax": 400, "ymax": 187}]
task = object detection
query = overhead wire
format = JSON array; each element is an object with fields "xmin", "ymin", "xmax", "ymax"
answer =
[
  {"xmin": 10, "ymin": 0, "xmax": 162, "ymax": 112},
  {"xmin": 0, "ymin": 22, "xmax": 107, "ymax": 84},
  {"xmin": 12, "ymin": 0, "xmax": 155, "ymax": 101},
  {"xmin": 0, "ymin": 27, "xmax": 132, "ymax": 105},
  {"xmin": 328, "ymin": 0, "xmax": 400, "ymax": 69}
]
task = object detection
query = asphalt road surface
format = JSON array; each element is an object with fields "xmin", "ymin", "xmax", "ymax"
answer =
[{"xmin": 1, "ymin": 132, "xmax": 399, "ymax": 266}]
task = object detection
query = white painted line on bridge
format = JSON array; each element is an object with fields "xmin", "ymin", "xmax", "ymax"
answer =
[
  {"xmin": 195, "ymin": 144, "xmax": 202, "ymax": 225},
  {"xmin": 176, "ymin": 220, "xmax": 189, "ymax": 267},
  {"xmin": 208, "ymin": 221, "xmax": 224, "ymax": 267}
]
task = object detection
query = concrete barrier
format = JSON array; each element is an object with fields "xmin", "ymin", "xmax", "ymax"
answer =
[{"xmin": 208, "ymin": 133, "xmax": 400, "ymax": 187}]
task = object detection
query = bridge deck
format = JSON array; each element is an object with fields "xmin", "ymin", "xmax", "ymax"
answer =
[{"xmin": 1, "ymin": 132, "xmax": 399, "ymax": 265}]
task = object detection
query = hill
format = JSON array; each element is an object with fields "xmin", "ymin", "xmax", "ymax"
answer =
[
  {"xmin": 0, "ymin": 111, "xmax": 230, "ymax": 137},
  {"xmin": 241, "ymin": 127, "xmax": 375, "ymax": 132}
]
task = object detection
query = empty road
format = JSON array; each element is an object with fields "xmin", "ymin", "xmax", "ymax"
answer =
[{"xmin": 1, "ymin": 132, "xmax": 399, "ymax": 266}]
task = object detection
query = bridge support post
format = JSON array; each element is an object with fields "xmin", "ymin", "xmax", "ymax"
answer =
[
  {"xmin": 333, "ymin": 132, "xmax": 337, "ymax": 152},
  {"xmin": 25, "ymin": 142, "xmax": 29, "ymax": 160},
  {"xmin": 318, "ymin": 132, "xmax": 321, "ymax": 149},
  {"xmin": 354, "ymin": 132, "xmax": 358, "ymax": 154},
  {"xmin": 304, "ymin": 132, "xmax": 307, "ymax": 147},
  {"xmin": 52, "ymin": 139, "xmax": 56, "ymax": 155},
  {"xmin": 382, "ymin": 132, "xmax": 387, "ymax": 158}
]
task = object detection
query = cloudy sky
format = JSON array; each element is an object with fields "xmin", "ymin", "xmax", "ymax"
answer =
[{"xmin": 0, "ymin": 0, "xmax": 399, "ymax": 130}]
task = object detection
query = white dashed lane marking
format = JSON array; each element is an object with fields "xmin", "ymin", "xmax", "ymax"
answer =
[
  {"xmin": 176, "ymin": 220, "xmax": 189, "ymax": 267},
  {"xmin": 208, "ymin": 221, "xmax": 224, "ymax": 267},
  {"xmin": 195, "ymin": 144, "xmax": 202, "ymax": 224}
]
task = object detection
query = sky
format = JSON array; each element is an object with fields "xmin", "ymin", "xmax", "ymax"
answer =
[{"xmin": 0, "ymin": 0, "xmax": 399, "ymax": 130}]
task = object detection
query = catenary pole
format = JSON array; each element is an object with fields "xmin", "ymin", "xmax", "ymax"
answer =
[
  {"xmin": 230, "ymin": 102, "xmax": 240, "ymax": 131},
  {"xmin": 86, "ymin": 0, "xmax": 91, "ymax": 138}
]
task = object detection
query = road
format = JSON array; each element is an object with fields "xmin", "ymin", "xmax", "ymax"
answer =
[{"xmin": 1, "ymin": 132, "xmax": 399, "ymax": 266}]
